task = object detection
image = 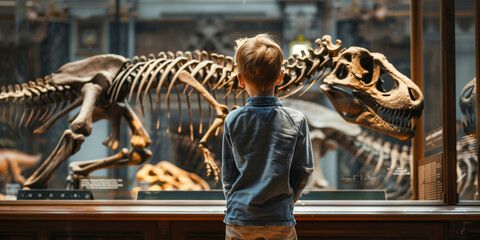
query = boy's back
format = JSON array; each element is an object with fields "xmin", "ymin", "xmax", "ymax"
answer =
[
  {"xmin": 222, "ymin": 33, "xmax": 313, "ymax": 239},
  {"xmin": 222, "ymin": 96, "xmax": 313, "ymax": 226}
]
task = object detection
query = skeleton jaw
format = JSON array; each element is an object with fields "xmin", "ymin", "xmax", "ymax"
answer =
[
  {"xmin": 319, "ymin": 47, "xmax": 423, "ymax": 140},
  {"xmin": 320, "ymin": 85, "xmax": 421, "ymax": 140}
]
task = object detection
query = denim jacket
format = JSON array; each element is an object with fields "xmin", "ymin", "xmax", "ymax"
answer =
[{"xmin": 222, "ymin": 96, "xmax": 314, "ymax": 226}]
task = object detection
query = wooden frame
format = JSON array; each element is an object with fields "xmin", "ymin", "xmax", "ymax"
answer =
[
  {"xmin": 440, "ymin": 0, "xmax": 457, "ymax": 205},
  {"xmin": 475, "ymin": 0, "xmax": 480, "ymax": 201},
  {"xmin": 410, "ymin": 0, "xmax": 423, "ymax": 201}
]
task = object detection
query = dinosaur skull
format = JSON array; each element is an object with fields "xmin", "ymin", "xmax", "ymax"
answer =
[
  {"xmin": 459, "ymin": 78, "xmax": 476, "ymax": 136},
  {"xmin": 321, "ymin": 47, "xmax": 423, "ymax": 140}
]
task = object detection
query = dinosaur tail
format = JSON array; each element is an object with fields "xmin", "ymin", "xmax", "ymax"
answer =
[
  {"xmin": 16, "ymin": 152, "xmax": 42, "ymax": 168},
  {"xmin": 0, "ymin": 78, "xmax": 79, "ymax": 131},
  {"xmin": 0, "ymin": 149, "xmax": 41, "ymax": 168}
]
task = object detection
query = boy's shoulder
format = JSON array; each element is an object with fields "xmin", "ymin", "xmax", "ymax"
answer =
[
  {"xmin": 279, "ymin": 105, "xmax": 307, "ymax": 124},
  {"xmin": 224, "ymin": 106, "xmax": 246, "ymax": 123}
]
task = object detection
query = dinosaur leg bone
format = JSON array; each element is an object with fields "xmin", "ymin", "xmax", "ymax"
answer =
[
  {"xmin": 90, "ymin": 106, "xmax": 122, "ymax": 150},
  {"xmin": 306, "ymin": 130, "xmax": 338, "ymax": 189},
  {"xmin": 121, "ymin": 102, "xmax": 151, "ymax": 150},
  {"xmin": 68, "ymin": 148, "xmax": 152, "ymax": 189},
  {"xmin": 23, "ymin": 129, "xmax": 85, "ymax": 189},
  {"xmin": 70, "ymin": 82, "xmax": 103, "ymax": 136}
]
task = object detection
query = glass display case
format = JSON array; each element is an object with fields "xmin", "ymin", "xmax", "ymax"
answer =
[{"xmin": 0, "ymin": 0, "xmax": 478, "ymax": 205}]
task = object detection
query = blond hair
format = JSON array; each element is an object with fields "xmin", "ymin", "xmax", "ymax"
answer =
[{"xmin": 234, "ymin": 34, "xmax": 284, "ymax": 92}]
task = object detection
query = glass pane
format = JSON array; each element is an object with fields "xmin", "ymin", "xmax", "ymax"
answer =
[
  {"xmin": 418, "ymin": 0, "xmax": 444, "ymax": 201},
  {"xmin": 0, "ymin": 0, "xmax": 427, "ymax": 201},
  {"xmin": 455, "ymin": 0, "xmax": 478, "ymax": 202},
  {"xmin": 328, "ymin": 0, "xmax": 418, "ymax": 201}
]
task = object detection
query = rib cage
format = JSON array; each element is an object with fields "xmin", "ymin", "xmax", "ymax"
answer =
[
  {"xmin": 0, "ymin": 36, "xmax": 340, "ymax": 138},
  {"xmin": 328, "ymin": 130, "xmax": 413, "ymax": 200},
  {"xmin": 107, "ymin": 36, "xmax": 338, "ymax": 107},
  {"xmin": 103, "ymin": 37, "xmax": 338, "ymax": 140}
]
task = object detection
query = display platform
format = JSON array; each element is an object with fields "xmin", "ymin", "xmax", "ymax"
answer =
[
  {"xmin": 136, "ymin": 189, "xmax": 386, "ymax": 200},
  {"xmin": 16, "ymin": 189, "xmax": 94, "ymax": 200},
  {"xmin": 300, "ymin": 189, "xmax": 386, "ymax": 200}
]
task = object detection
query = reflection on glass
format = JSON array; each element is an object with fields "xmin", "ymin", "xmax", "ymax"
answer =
[{"xmin": 455, "ymin": 0, "xmax": 478, "ymax": 201}]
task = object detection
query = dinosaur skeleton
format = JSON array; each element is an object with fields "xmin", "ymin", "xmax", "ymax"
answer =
[
  {"xmin": 0, "ymin": 149, "xmax": 40, "ymax": 187},
  {"xmin": 458, "ymin": 77, "xmax": 478, "ymax": 199},
  {"xmin": 457, "ymin": 135, "xmax": 478, "ymax": 200},
  {"xmin": 135, "ymin": 161, "xmax": 211, "ymax": 192},
  {"xmin": 329, "ymin": 130, "xmax": 413, "ymax": 200},
  {"xmin": 0, "ymin": 35, "xmax": 424, "ymax": 190},
  {"xmin": 460, "ymin": 78, "xmax": 477, "ymax": 136}
]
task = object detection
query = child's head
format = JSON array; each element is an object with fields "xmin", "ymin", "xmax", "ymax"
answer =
[{"xmin": 234, "ymin": 34, "xmax": 284, "ymax": 93}]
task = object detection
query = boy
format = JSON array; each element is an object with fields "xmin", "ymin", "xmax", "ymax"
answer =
[{"xmin": 222, "ymin": 33, "xmax": 314, "ymax": 240}]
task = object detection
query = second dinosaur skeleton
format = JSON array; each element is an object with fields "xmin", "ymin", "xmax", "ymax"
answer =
[{"xmin": 0, "ymin": 35, "xmax": 424, "ymax": 189}]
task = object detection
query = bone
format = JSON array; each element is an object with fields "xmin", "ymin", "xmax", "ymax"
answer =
[
  {"xmin": 185, "ymin": 92, "xmax": 194, "ymax": 141},
  {"xmin": 34, "ymin": 97, "xmax": 83, "ymax": 134},
  {"xmin": 184, "ymin": 51, "xmax": 192, "ymax": 61},
  {"xmin": 148, "ymin": 53, "xmax": 155, "ymax": 60},
  {"xmin": 23, "ymin": 129, "xmax": 85, "ymax": 189},
  {"xmin": 197, "ymin": 91, "xmax": 203, "ymax": 134},
  {"xmin": 135, "ymin": 161, "xmax": 210, "ymax": 191},
  {"xmin": 156, "ymin": 57, "xmax": 188, "ymax": 102},
  {"xmin": 166, "ymin": 59, "xmax": 199, "ymax": 101},
  {"xmin": 210, "ymin": 53, "xmax": 218, "ymax": 65},
  {"xmin": 149, "ymin": 59, "xmax": 174, "ymax": 109},
  {"xmin": 174, "ymin": 85, "xmax": 182, "ymax": 133},
  {"xmin": 201, "ymin": 50, "xmax": 209, "ymax": 61},
  {"xmin": 127, "ymin": 59, "xmax": 153, "ymax": 102},
  {"xmin": 185, "ymin": 60, "xmax": 213, "ymax": 95},
  {"xmin": 137, "ymin": 58, "xmax": 168, "ymax": 104},
  {"xmin": 113, "ymin": 62, "xmax": 142, "ymax": 102},
  {"xmin": 217, "ymin": 54, "xmax": 225, "ymax": 66},
  {"xmin": 132, "ymin": 56, "xmax": 140, "ymax": 64},
  {"xmin": 194, "ymin": 50, "xmax": 201, "ymax": 61},
  {"xmin": 157, "ymin": 51, "xmax": 166, "ymax": 59}
]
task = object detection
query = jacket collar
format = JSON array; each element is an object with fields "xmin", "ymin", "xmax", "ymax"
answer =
[{"xmin": 246, "ymin": 96, "xmax": 283, "ymax": 107}]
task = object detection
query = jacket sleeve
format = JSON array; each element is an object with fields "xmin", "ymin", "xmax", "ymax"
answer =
[
  {"xmin": 290, "ymin": 116, "xmax": 314, "ymax": 203},
  {"xmin": 222, "ymin": 122, "xmax": 239, "ymax": 198}
]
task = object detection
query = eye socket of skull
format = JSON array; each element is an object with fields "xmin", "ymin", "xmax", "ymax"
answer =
[
  {"xmin": 335, "ymin": 64, "xmax": 349, "ymax": 79},
  {"xmin": 461, "ymin": 85, "xmax": 474, "ymax": 101},
  {"xmin": 358, "ymin": 54, "xmax": 373, "ymax": 85},
  {"xmin": 376, "ymin": 70, "xmax": 399, "ymax": 94},
  {"xmin": 459, "ymin": 84, "xmax": 475, "ymax": 115}
]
